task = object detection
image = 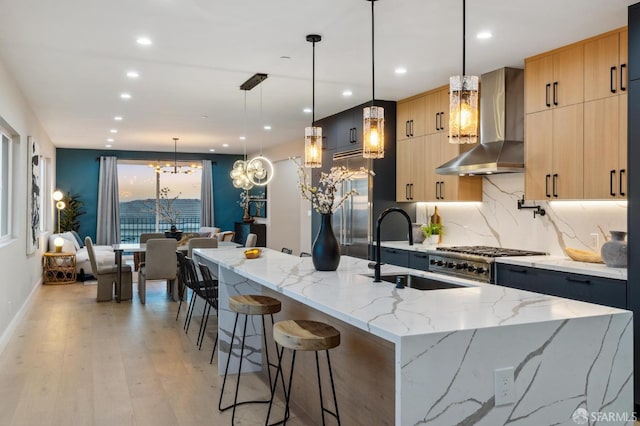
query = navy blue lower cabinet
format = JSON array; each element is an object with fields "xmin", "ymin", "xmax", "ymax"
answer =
[
  {"xmin": 495, "ymin": 264, "xmax": 627, "ymax": 309},
  {"xmin": 408, "ymin": 251, "xmax": 429, "ymax": 271},
  {"xmin": 378, "ymin": 247, "xmax": 410, "ymax": 268}
]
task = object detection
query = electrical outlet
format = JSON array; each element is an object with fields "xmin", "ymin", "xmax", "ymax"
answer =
[
  {"xmin": 494, "ymin": 367, "xmax": 515, "ymax": 406},
  {"xmin": 590, "ymin": 233, "xmax": 599, "ymax": 250}
]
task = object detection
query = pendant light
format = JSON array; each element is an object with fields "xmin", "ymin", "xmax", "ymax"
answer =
[
  {"xmin": 247, "ymin": 84, "xmax": 274, "ymax": 186},
  {"xmin": 230, "ymin": 91, "xmax": 254, "ymax": 190},
  {"xmin": 304, "ymin": 34, "xmax": 322, "ymax": 168},
  {"xmin": 449, "ymin": 0, "xmax": 479, "ymax": 144},
  {"xmin": 363, "ymin": 0, "xmax": 384, "ymax": 159},
  {"xmin": 150, "ymin": 138, "xmax": 202, "ymax": 174}
]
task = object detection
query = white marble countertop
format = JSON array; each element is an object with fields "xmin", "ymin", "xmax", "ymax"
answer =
[
  {"xmin": 194, "ymin": 248, "xmax": 626, "ymax": 344},
  {"xmin": 495, "ymin": 255, "xmax": 628, "ymax": 280},
  {"xmin": 379, "ymin": 241, "xmax": 627, "ymax": 280}
]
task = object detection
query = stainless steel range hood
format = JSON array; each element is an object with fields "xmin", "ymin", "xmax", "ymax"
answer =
[{"xmin": 436, "ymin": 67, "xmax": 524, "ymax": 175}]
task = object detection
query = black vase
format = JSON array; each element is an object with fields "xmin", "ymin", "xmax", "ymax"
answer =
[{"xmin": 312, "ymin": 214, "xmax": 340, "ymax": 271}]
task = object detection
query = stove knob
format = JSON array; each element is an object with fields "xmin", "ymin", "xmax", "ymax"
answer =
[
  {"xmin": 476, "ymin": 267, "xmax": 486, "ymax": 274},
  {"xmin": 447, "ymin": 262, "xmax": 456, "ymax": 268},
  {"xmin": 429, "ymin": 259, "xmax": 436, "ymax": 265},
  {"xmin": 456, "ymin": 263, "xmax": 468, "ymax": 270},
  {"xmin": 436, "ymin": 260, "xmax": 444, "ymax": 266},
  {"xmin": 467, "ymin": 265, "xmax": 476, "ymax": 272}
]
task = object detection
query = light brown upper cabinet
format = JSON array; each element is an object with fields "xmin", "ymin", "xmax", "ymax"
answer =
[
  {"xmin": 425, "ymin": 88, "xmax": 449, "ymax": 135},
  {"xmin": 583, "ymin": 94, "xmax": 627, "ymax": 199},
  {"xmin": 396, "ymin": 136, "xmax": 427, "ymax": 202},
  {"xmin": 396, "ymin": 96, "xmax": 426, "ymax": 141},
  {"xmin": 525, "ymin": 104, "xmax": 584, "ymax": 200},
  {"xmin": 584, "ymin": 29, "xmax": 628, "ymax": 102},
  {"xmin": 525, "ymin": 43, "xmax": 584, "ymax": 114}
]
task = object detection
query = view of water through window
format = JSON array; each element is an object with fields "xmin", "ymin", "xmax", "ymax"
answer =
[{"xmin": 118, "ymin": 162, "xmax": 201, "ymax": 243}]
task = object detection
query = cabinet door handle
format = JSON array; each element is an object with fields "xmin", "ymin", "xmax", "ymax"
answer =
[
  {"xmin": 414, "ymin": 253, "xmax": 427, "ymax": 258},
  {"xmin": 553, "ymin": 82, "xmax": 558, "ymax": 106},
  {"xmin": 545, "ymin": 174, "xmax": 551, "ymax": 197},
  {"xmin": 435, "ymin": 182, "xmax": 440, "ymax": 199},
  {"xmin": 610, "ymin": 66, "xmax": 617, "ymax": 93},
  {"xmin": 545, "ymin": 83, "xmax": 551, "ymax": 107},
  {"xmin": 620, "ymin": 169, "xmax": 626, "ymax": 196},
  {"xmin": 410, "ymin": 183, "xmax": 414, "ymax": 200},
  {"xmin": 352, "ymin": 128, "xmax": 357, "ymax": 144},
  {"xmin": 405, "ymin": 183, "xmax": 410, "ymax": 200},
  {"xmin": 610, "ymin": 169, "xmax": 616, "ymax": 196},
  {"xmin": 440, "ymin": 181, "xmax": 445, "ymax": 199},
  {"xmin": 440, "ymin": 112, "xmax": 445, "ymax": 131},
  {"xmin": 405, "ymin": 121, "xmax": 410, "ymax": 138},
  {"xmin": 411, "ymin": 120, "xmax": 414, "ymax": 137},
  {"xmin": 621, "ymin": 63, "xmax": 627, "ymax": 91},
  {"xmin": 552, "ymin": 174, "xmax": 558, "ymax": 197},
  {"xmin": 565, "ymin": 276, "xmax": 591, "ymax": 285},
  {"xmin": 435, "ymin": 112, "xmax": 440, "ymax": 131},
  {"xmin": 507, "ymin": 267, "xmax": 528, "ymax": 274}
]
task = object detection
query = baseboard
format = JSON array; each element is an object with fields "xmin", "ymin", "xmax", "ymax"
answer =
[{"xmin": 0, "ymin": 278, "xmax": 42, "ymax": 356}]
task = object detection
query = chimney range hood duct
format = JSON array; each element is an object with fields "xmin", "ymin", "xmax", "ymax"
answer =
[{"xmin": 436, "ymin": 67, "xmax": 524, "ymax": 175}]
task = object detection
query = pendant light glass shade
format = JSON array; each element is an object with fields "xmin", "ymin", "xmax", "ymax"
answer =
[
  {"xmin": 449, "ymin": 0, "xmax": 479, "ymax": 144},
  {"xmin": 449, "ymin": 75, "xmax": 478, "ymax": 144},
  {"xmin": 363, "ymin": 106, "xmax": 384, "ymax": 158},
  {"xmin": 304, "ymin": 126, "xmax": 322, "ymax": 168},
  {"xmin": 363, "ymin": 0, "xmax": 384, "ymax": 159}
]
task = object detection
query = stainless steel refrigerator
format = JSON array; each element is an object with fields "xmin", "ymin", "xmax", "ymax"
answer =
[{"xmin": 332, "ymin": 150, "xmax": 372, "ymax": 259}]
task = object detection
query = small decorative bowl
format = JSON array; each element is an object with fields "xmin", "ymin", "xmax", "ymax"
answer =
[{"xmin": 244, "ymin": 248, "xmax": 261, "ymax": 259}]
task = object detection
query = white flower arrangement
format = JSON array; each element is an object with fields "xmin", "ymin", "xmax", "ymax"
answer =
[
  {"xmin": 293, "ymin": 158, "xmax": 374, "ymax": 215},
  {"xmin": 238, "ymin": 190, "xmax": 250, "ymax": 210}
]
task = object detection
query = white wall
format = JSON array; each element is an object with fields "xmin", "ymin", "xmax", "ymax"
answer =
[
  {"xmin": 416, "ymin": 174, "xmax": 627, "ymax": 256},
  {"xmin": 0, "ymin": 55, "xmax": 56, "ymax": 348}
]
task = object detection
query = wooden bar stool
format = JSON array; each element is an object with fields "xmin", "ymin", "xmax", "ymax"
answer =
[
  {"xmin": 219, "ymin": 294, "xmax": 285, "ymax": 425},
  {"xmin": 266, "ymin": 320, "xmax": 341, "ymax": 426}
]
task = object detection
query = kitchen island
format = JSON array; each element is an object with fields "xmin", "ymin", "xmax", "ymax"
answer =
[{"xmin": 194, "ymin": 248, "xmax": 632, "ymax": 425}]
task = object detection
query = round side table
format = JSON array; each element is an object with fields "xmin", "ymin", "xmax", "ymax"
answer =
[{"xmin": 43, "ymin": 252, "xmax": 77, "ymax": 284}]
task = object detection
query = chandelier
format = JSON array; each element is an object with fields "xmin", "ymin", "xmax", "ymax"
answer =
[
  {"xmin": 449, "ymin": 0, "xmax": 479, "ymax": 144},
  {"xmin": 150, "ymin": 138, "xmax": 202, "ymax": 174}
]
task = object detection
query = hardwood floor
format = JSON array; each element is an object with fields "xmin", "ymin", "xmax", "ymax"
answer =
[{"xmin": 0, "ymin": 279, "xmax": 313, "ymax": 426}]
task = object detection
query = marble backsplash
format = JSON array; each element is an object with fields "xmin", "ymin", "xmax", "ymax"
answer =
[{"xmin": 415, "ymin": 174, "xmax": 627, "ymax": 256}]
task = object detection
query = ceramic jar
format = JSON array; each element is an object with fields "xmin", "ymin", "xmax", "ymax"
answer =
[
  {"xmin": 412, "ymin": 223, "xmax": 426, "ymax": 244},
  {"xmin": 600, "ymin": 230, "xmax": 627, "ymax": 268}
]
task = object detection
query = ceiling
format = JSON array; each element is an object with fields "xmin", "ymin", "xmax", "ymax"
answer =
[{"xmin": 0, "ymin": 0, "xmax": 634, "ymax": 155}]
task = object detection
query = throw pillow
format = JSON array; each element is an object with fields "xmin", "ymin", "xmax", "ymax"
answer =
[{"xmin": 70, "ymin": 230, "xmax": 84, "ymax": 248}]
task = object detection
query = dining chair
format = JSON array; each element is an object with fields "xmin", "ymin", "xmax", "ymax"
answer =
[
  {"xmin": 134, "ymin": 232, "xmax": 164, "ymax": 271},
  {"xmin": 137, "ymin": 238, "xmax": 178, "ymax": 304},
  {"xmin": 220, "ymin": 231, "xmax": 235, "ymax": 242},
  {"xmin": 244, "ymin": 233, "xmax": 257, "ymax": 248},
  {"xmin": 85, "ymin": 237, "xmax": 133, "ymax": 302},
  {"xmin": 196, "ymin": 262, "xmax": 219, "ymax": 352},
  {"xmin": 188, "ymin": 237, "xmax": 218, "ymax": 258}
]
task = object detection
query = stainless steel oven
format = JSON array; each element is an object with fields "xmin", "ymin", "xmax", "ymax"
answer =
[{"xmin": 429, "ymin": 246, "xmax": 547, "ymax": 283}]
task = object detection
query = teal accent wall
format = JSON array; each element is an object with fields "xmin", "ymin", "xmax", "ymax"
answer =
[{"xmin": 55, "ymin": 148, "xmax": 244, "ymax": 242}]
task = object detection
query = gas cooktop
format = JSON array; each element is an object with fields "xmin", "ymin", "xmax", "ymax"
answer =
[{"xmin": 435, "ymin": 246, "xmax": 547, "ymax": 258}]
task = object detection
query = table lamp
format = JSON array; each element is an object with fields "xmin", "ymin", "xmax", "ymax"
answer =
[{"xmin": 54, "ymin": 236, "xmax": 64, "ymax": 253}]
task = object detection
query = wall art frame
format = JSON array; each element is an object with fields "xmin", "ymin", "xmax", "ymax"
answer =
[{"xmin": 27, "ymin": 136, "xmax": 40, "ymax": 255}]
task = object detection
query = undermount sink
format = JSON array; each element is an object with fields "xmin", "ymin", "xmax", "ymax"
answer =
[{"xmin": 363, "ymin": 273, "xmax": 470, "ymax": 291}]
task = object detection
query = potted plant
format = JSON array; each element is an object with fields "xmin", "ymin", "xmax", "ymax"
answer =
[{"xmin": 422, "ymin": 222, "xmax": 442, "ymax": 245}]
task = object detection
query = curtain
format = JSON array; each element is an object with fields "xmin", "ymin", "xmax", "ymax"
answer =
[
  {"xmin": 200, "ymin": 159, "xmax": 215, "ymax": 226},
  {"xmin": 96, "ymin": 156, "xmax": 121, "ymax": 245}
]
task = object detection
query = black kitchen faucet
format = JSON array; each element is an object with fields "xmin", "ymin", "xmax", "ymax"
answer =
[{"xmin": 374, "ymin": 207, "xmax": 414, "ymax": 282}]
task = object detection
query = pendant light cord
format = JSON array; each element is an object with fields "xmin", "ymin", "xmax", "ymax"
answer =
[
  {"xmin": 371, "ymin": 0, "xmax": 375, "ymax": 104},
  {"xmin": 462, "ymin": 0, "xmax": 466, "ymax": 75},
  {"xmin": 243, "ymin": 91, "xmax": 247, "ymax": 161},
  {"xmin": 312, "ymin": 39, "xmax": 316, "ymax": 124}
]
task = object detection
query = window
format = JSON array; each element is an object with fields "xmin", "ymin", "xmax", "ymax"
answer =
[
  {"xmin": 0, "ymin": 128, "xmax": 13, "ymax": 240},
  {"xmin": 118, "ymin": 161, "xmax": 202, "ymax": 243}
]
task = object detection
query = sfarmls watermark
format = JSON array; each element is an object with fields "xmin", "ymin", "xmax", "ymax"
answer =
[{"xmin": 572, "ymin": 408, "xmax": 637, "ymax": 424}]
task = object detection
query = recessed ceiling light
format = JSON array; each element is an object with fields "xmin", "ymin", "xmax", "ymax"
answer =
[
  {"xmin": 239, "ymin": 136, "xmax": 246, "ymax": 140},
  {"xmin": 395, "ymin": 67, "xmax": 407, "ymax": 75},
  {"xmin": 110, "ymin": 129, "xmax": 118, "ymax": 134},
  {"xmin": 126, "ymin": 71, "xmax": 139, "ymax": 78},
  {"xmin": 342, "ymin": 90, "xmax": 353, "ymax": 97},
  {"xmin": 201, "ymin": 114, "xmax": 208, "ymax": 119},
  {"xmin": 106, "ymin": 138, "xmax": 114, "ymax": 142},
  {"xmin": 303, "ymin": 107, "xmax": 312, "ymax": 113},
  {"xmin": 280, "ymin": 55, "xmax": 291, "ymax": 59},
  {"xmin": 209, "ymin": 148, "xmax": 216, "ymax": 152},
  {"xmin": 105, "ymin": 144, "xmax": 112, "ymax": 148},
  {"xmin": 120, "ymin": 93, "xmax": 131, "ymax": 100},
  {"xmin": 223, "ymin": 143, "xmax": 229, "ymax": 147},
  {"xmin": 477, "ymin": 31, "xmax": 492, "ymax": 40},
  {"xmin": 264, "ymin": 125, "xmax": 272, "ymax": 130},
  {"xmin": 136, "ymin": 37, "xmax": 152, "ymax": 46},
  {"xmin": 114, "ymin": 116, "xmax": 123, "ymax": 121}
]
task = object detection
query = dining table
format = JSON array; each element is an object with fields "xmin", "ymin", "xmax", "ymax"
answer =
[{"xmin": 112, "ymin": 240, "xmax": 241, "ymax": 302}]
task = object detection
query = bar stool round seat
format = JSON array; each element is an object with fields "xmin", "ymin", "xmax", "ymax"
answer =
[
  {"xmin": 219, "ymin": 294, "xmax": 284, "ymax": 426},
  {"xmin": 267, "ymin": 320, "xmax": 342, "ymax": 425},
  {"xmin": 229, "ymin": 294, "xmax": 281, "ymax": 316},
  {"xmin": 273, "ymin": 320, "xmax": 340, "ymax": 351}
]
